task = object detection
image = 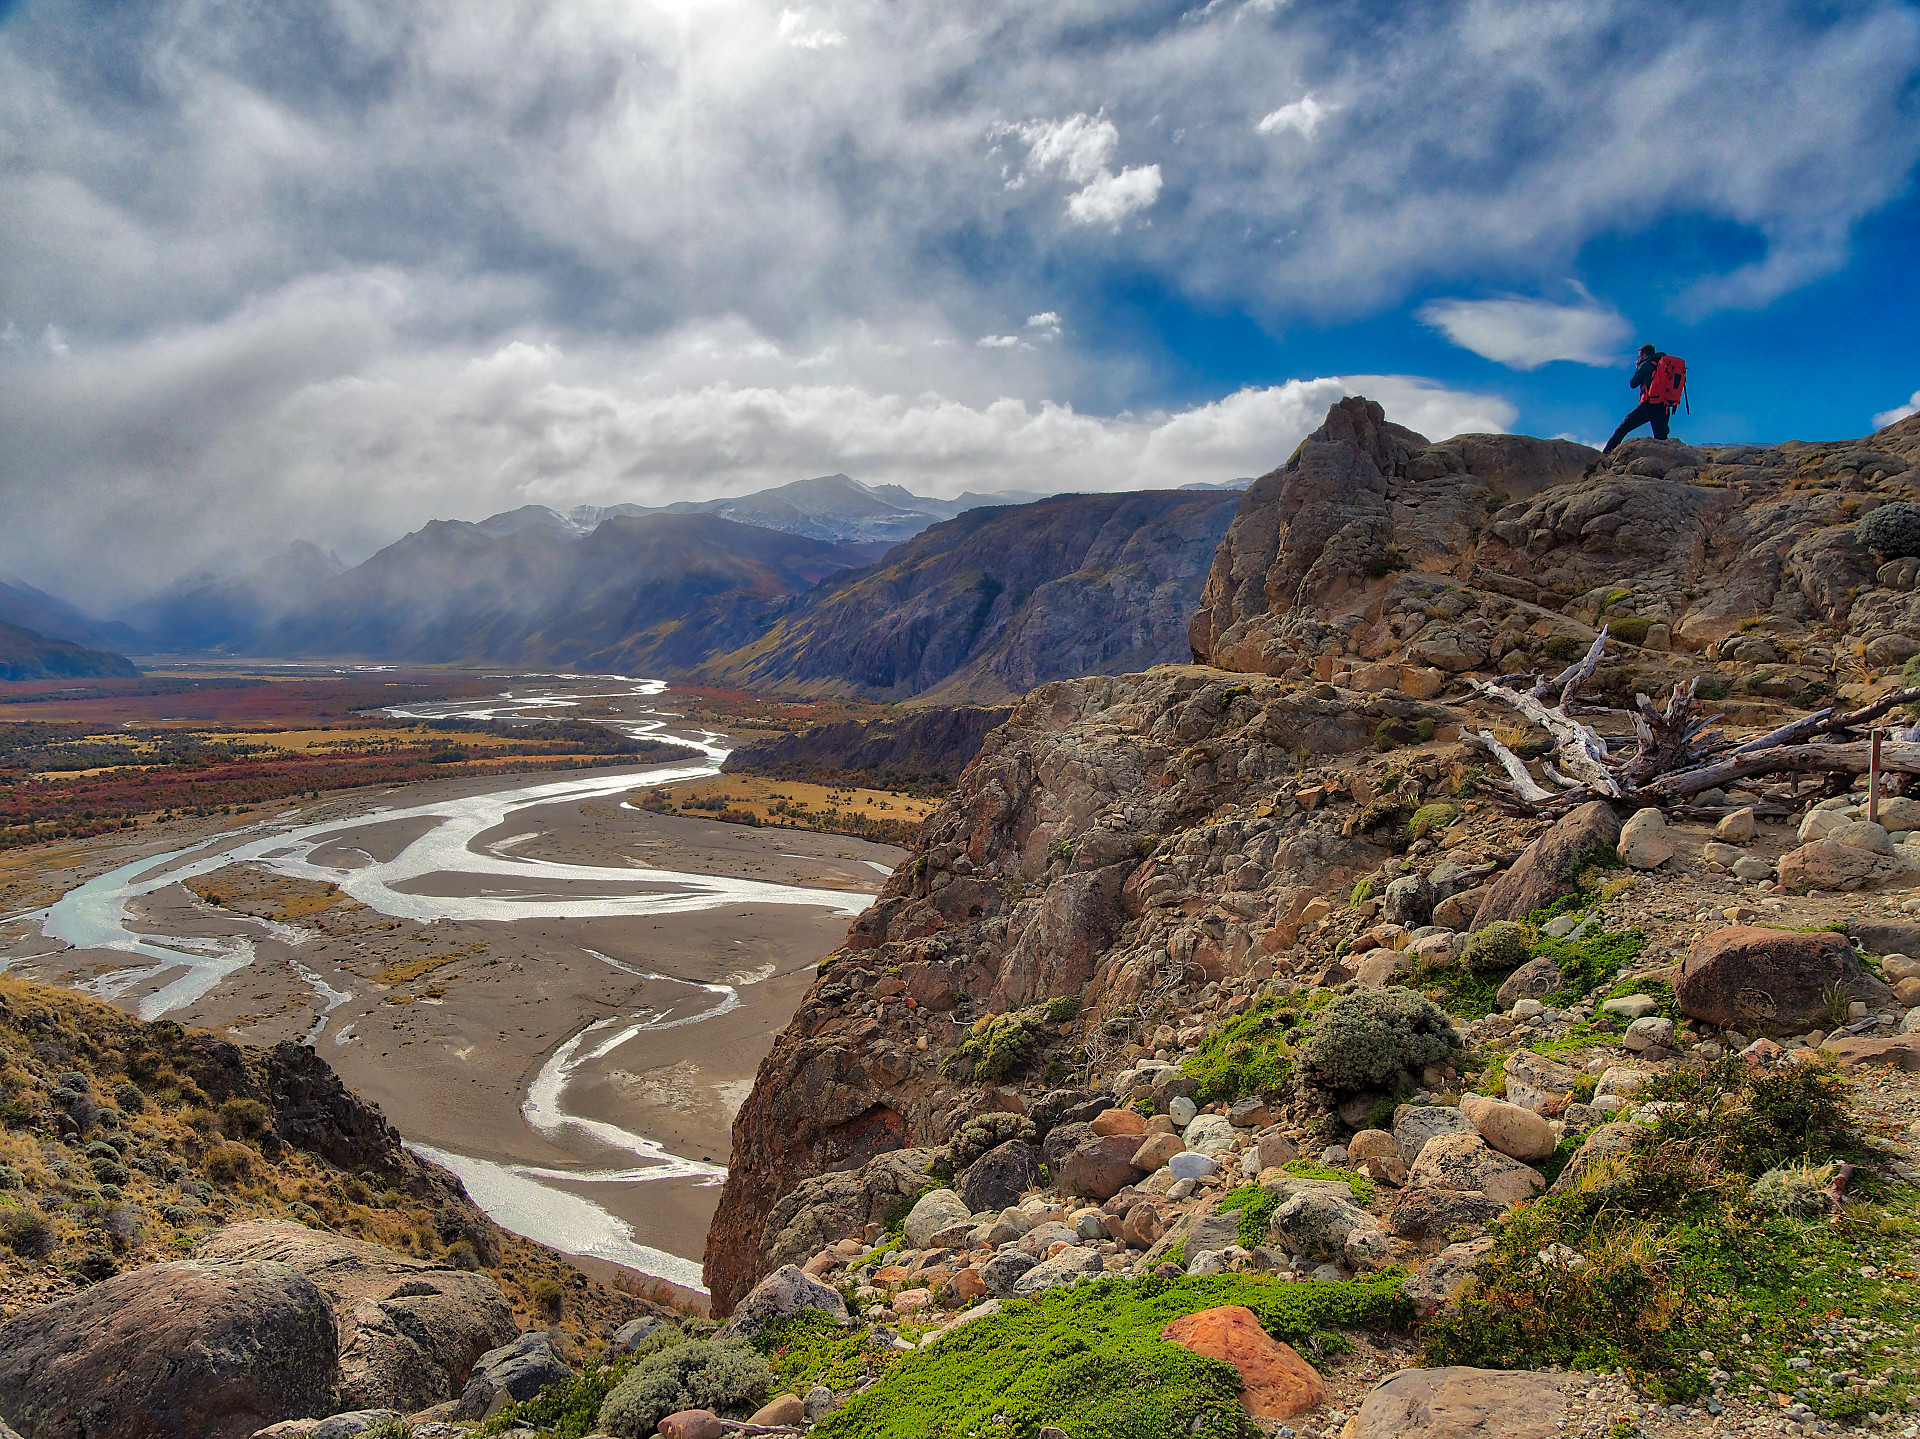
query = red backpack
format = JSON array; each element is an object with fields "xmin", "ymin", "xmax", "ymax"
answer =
[{"xmin": 1645, "ymin": 354, "xmax": 1688, "ymax": 408}]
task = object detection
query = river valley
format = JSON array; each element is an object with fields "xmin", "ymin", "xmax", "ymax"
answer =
[{"xmin": 0, "ymin": 675, "xmax": 902, "ymax": 1302}]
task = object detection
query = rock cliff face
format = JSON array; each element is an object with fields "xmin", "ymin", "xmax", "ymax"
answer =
[
  {"xmin": 703, "ymin": 666, "xmax": 1453, "ymax": 1309},
  {"xmin": 721, "ymin": 705, "xmax": 1012, "ymax": 786},
  {"xmin": 700, "ymin": 490, "xmax": 1239, "ymax": 703},
  {"xmin": 1192, "ymin": 396, "xmax": 1919, "ymax": 678}
]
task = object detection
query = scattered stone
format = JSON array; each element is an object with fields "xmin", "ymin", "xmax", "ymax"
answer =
[
  {"xmin": 1344, "ymin": 1366, "xmax": 1585, "ymax": 1439},
  {"xmin": 1601, "ymin": 994, "xmax": 1659, "ymax": 1020},
  {"xmin": 803, "ymin": 1383, "xmax": 837, "ymax": 1420},
  {"xmin": 1227, "ymin": 1096, "xmax": 1272, "ymax": 1128},
  {"xmin": 750, "ymin": 1393, "xmax": 806, "ymax": 1427},
  {"xmin": 658, "ymin": 1409, "xmax": 724, "ymax": 1439},
  {"xmin": 1090, "ymin": 1108, "xmax": 1146, "ymax": 1137},
  {"xmin": 1160, "ymin": 1306, "xmax": 1330, "ymax": 1419},
  {"xmin": 1347, "ymin": 1129, "xmax": 1399, "ymax": 1163},
  {"xmin": 1732, "ymin": 855, "xmax": 1775, "ymax": 882},
  {"xmin": 1182, "ymin": 1114, "xmax": 1236, "ymax": 1156},
  {"xmin": 1617, "ymin": 808, "xmax": 1675, "ymax": 869},
  {"xmin": 979, "ymin": 1252, "xmax": 1038, "ymax": 1297},
  {"xmin": 1130, "ymin": 1132, "xmax": 1185, "ymax": 1171},
  {"xmin": 609, "ymin": 1317, "xmax": 665, "ymax": 1356},
  {"xmin": 1169, "ymin": 1151, "xmax": 1219, "ymax": 1181},
  {"xmin": 1168, "ymin": 1096, "xmax": 1198, "ymax": 1125},
  {"xmin": 1459, "ymin": 1093, "xmax": 1556, "ymax": 1163},
  {"xmin": 1714, "ymin": 808, "xmax": 1758, "ymax": 843},
  {"xmin": 1622, "ymin": 1015, "xmax": 1676, "ymax": 1052}
]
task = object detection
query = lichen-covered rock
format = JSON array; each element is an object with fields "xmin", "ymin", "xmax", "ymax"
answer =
[
  {"xmin": 194, "ymin": 1221, "xmax": 515, "ymax": 1415},
  {"xmin": 716, "ymin": 1265, "xmax": 849, "ymax": 1343},
  {"xmin": 1401, "ymin": 1237, "xmax": 1493, "ymax": 1316},
  {"xmin": 1267, "ymin": 1190, "xmax": 1378, "ymax": 1262},
  {"xmin": 902, "ymin": 1189, "xmax": 973, "ymax": 1248},
  {"xmin": 1776, "ymin": 838, "xmax": 1920, "ymax": 894},
  {"xmin": 1053, "ymin": 1134, "xmax": 1146, "ymax": 1200},
  {"xmin": 0, "ymin": 1259, "xmax": 338, "ymax": 1439},
  {"xmin": 1675, "ymin": 926, "xmax": 1897, "ymax": 1032},
  {"xmin": 1471, "ymin": 802, "xmax": 1620, "ymax": 930},
  {"xmin": 1345, "ymin": 1366, "xmax": 1587, "ymax": 1439},
  {"xmin": 1009, "ymin": 1246, "xmax": 1104, "ymax": 1297},
  {"xmin": 1405, "ymin": 1133, "xmax": 1544, "ymax": 1207},
  {"xmin": 1385, "ymin": 1186, "xmax": 1508, "ymax": 1239},
  {"xmin": 760, "ymin": 1149, "xmax": 938, "ymax": 1275},
  {"xmin": 452, "ymin": 1331, "xmax": 575, "ymax": 1422},
  {"xmin": 1391, "ymin": 1104, "xmax": 1478, "ymax": 1166},
  {"xmin": 1500, "ymin": 1050, "xmax": 1579, "ymax": 1112},
  {"xmin": 1495, "ymin": 958, "xmax": 1565, "ymax": 1012}
]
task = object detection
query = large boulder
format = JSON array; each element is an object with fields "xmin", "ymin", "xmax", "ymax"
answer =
[
  {"xmin": 1615, "ymin": 808, "xmax": 1674, "ymax": 870},
  {"xmin": 1405, "ymin": 1132, "xmax": 1544, "ymax": 1207},
  {"xmin": 0, "ymin": 1259, "xmax": 338, "ymax": 1439},
  {"xmin": 1053, "ymin": 1134, "xmax": 1146, "ymax": 1200},
  {"xmin": 1391, "ymin": 1104, "xmax": 1478, "ymax": 1166},
  {"xmin": 194, "ymin": 1221, "xmax": 515, "ymax": 1414},
  {"xmin": 1267, "ymin": 1190, "xmax": 1379, "ymax": 1263},
  {"xmin": 1008, "ymin": 1246, "xmax": 1104, "ymax": 1297},
  {"xmin": 716, "ymin": 1265, "xmax": 850, "ymax": 1342},
  {"xmin": 1385, "ymin": 1187, "xmax": 1508, "ymax": 1239},
  {"xmin": 957, "ymin": 1140, "xmax": 1040, "ymax": 1214},
  {"xmin": 1159, "ymin": 1306, "xmax": 1328, "ymax": 1420},
  {"xmin": 1776, "ymin": 839, "xmax": 1920, "ymax": 894},
  {"xmin": 901, "ymin": 1188, "xmax": 974, "ymax": 1248},
  {"xmin": 1500, "ymin": 1049, "xmax": 1580, "ymax": 1112},
  {"xmin": 1344, "ymin": 1366, "xmax": 1587, "ymax": 1439},
  {"xmin": 1458, "ymin": 1094, "xmax": 1556, "ymax": 1163},
  {"xmin": 1401, "ymin": 1236, "xmax": 1494, "ymax": 1317},
  {"xmin": 760, "ymin": 1148, "xmax": 938, "ymax": 1274},
  {"xmin": 450, "ymin": 1331, "xmax": 574, "ymax": 1423},
  {"xmin": 1495, "ymin": 958, "xmax": 1565, "ymax": 1012},
  {"xmin": 1470, "ymin": 802, "xmax": 1621, "ymax": 930},
  {"xmin": 1675, "ymin": 925, "xmax": 1898, "ymax": 1032}
]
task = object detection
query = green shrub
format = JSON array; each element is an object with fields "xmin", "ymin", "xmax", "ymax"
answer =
[
  {"xmin": 1543, "ymin": 635, "xmax": 1584, "ymax": 663},
  {"xmin": 812, "ymin": 1272, "xmax": 1411, "ymax": 1439},
  {"xmin": 1461, "ymin": 921, "xmax": 1531, "ymax": 974},
  {"xmin": 532, "ymin": 1276, "xmax": 566, "ymax": 1320},
  {"xmin": 1298, "ymin": 988, "xmax": 1458, "ymax": 1094},
  {"xmin": 1611, "ymin": 616, "xmax": 1653, "ymax": 646},
  {"xmin": 0, "ymin": 1207, "xmax": 53, "ymax": 1257},
  {"xmin": 1278, "ymin": 1161, "xmax": 1375, "ymax": 1205},
  {"xmin": 943, "ymin": 1011, "xmax": 1044, "ymax": 1083},
  {"xmin": 1045, "ymin": 995, "xmax": 1081, "ymax": 1023},
  {"xmin": 1181, "ymin": 1000, "xmax": 1293, "ymax": 1104},
  {"xmin": 111, "ymin": 1081, "xmax": 146, "ymax": 1114},
  {"xmin": 1534, "ymin": 925, "xmax": 1646, "ymax": 1002},
  {"xmin": 756, "ymin": 1310, "xmax": 905, "ymax": 1394},
  {"xmin": 1749, "ymin": 1163, "xmax": 1836, "ymax": 1218},
  {"xmin": 1857, "ymin": 501, "xmax": 1920, "ymax": 560},
  {"xmin": 948, "ymin": 1112, "xmax": 1037, "ymax": 1172},
  {"xmin": 598, "ymin": 1338, "xmax": 775, "ymax": 1438},
  {"xmin": 1211, "ymin": 1186, "xmax": 1282, "ymax": 1248}
]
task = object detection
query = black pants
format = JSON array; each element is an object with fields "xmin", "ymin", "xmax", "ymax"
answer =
[{"xmin": 1604, "ymin": 401, "xmax": 1671, "ymax": 453}]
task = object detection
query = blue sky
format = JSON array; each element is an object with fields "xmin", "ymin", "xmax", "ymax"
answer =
[{"xmin": 1, "ymin": 0, "xmax": 1918, "ymax": 600}]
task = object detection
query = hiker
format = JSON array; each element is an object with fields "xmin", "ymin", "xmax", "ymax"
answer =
[{"xmin": 1602, "ymin": 344, "xmax": 1688, "ymax": 454}]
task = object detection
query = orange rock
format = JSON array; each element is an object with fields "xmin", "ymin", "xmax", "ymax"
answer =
[
  {"xmin": 1091, "ymin": 1107, "xmax": 1148, "ymax": 1137},
  {"xmin": 874, "ymin": 1265, "xmax": 911, "ymax": 1284},
  {"xmin": 947, "ymin": 1266, "xmax": 987, "ymax": 1303},
  {"xmin": 750, "ymin": 1393, "xmax": 806, "ymax": 1426},
  {"xmin": 1160, "ymin": 1305, "xmax": 1328, "ymax": 1419}
]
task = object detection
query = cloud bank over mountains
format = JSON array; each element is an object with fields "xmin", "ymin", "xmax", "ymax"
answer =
[{"xmin": 1, "ymin": 0, "xmax": 1916, "ymax": 599}]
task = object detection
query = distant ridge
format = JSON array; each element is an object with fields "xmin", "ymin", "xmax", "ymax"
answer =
[{"xmin": 0, "ymin": 620, "xmax": 140, "ymax": 681}]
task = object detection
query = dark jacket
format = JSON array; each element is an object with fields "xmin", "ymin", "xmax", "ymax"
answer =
[{"xmin": 1631, "ymin": 353, "xmax": 1666, "ymax": 401}]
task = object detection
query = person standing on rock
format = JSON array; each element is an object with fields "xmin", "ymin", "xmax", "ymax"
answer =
[{"xmin": 1602, "ymin": 344, "xmax": 1688, "ymax": 454}]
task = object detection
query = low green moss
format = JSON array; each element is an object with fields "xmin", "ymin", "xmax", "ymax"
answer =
[
  {"xmin": 1611, "ymin": 616, "xmax": 1653, "ymax": 646},
  {"xmin": 813, "ymin": 1272, "xmax": 1411, "ymax": 1439},
  {"xmin": 1180, "ymin": 999, "xmax": 1294, "ymax": 1104},
  {"xmin": 1535, "ymin": 926, "xmax": 1647, "ymax": 1004},
  {"xmin": 1350, "ymin": 878, "xmax": 1376, "ymax": 905},
  {"xmin": 1278, "ymin": 1161, "xmax": 1375, "ymax": 1205},
  {"xmin": 756, "ymin": 1310, "xmax": 905, "ymax": 1394},
  {"xmin": 1403, "ymin": 802, "xmax": 1459, "ymax": 844},
  {"xmin": 1212, "ymin": 1185, "xmax": 1282, "ymax": 1248}
]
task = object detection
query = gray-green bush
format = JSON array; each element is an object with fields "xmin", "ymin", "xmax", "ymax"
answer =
[
  {"xmin": 597, "ymin": 1338, "xmax": 775, "ymax": 1437},
  {"xmin": 947, "ymin": 1111, "xmax": 1036, "ymax": 1172},
  {"xmin": 1857, "ymin": 501, "xmax": 1920, "ymax": 560},
  {"xmin": 1461, "ymin": 921, "xmax": 1532, "ymax": 974},
  {"xmin": 1298, "ymin": 987, "xmax": 1458, "ymax": 1093}
]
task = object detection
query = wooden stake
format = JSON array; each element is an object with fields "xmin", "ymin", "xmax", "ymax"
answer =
[{"xmin": 1870, "ymin": 727, "xmax": 1883, "ymax": 826}]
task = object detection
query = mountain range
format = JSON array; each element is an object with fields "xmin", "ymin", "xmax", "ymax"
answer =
[{"xmin": 0, "ymin": 620, "xmax": 140, "ymax": 682}]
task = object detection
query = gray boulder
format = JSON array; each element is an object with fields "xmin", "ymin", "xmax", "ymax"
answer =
[
  {"xmin": 451, "ymin": 1331, "xmax": 575, "ymax": 1422},
  {"xmin": 609, "ymin": 1317, "xmax": 666, "ymax": 1356},
  {"xmin": 761, "ymin": 1148, "xmax": 938, "ymax": 1273},
  {"xmin": 0, "ymin": 1258, "xmax": 337, "ymax": 1439},
  {"xmin": 1267, "ymin": 1191, "xmax": 1377, "ymax": 1263},
  {"xmin": 957, "ymin": 1140, "xmax": 1040, "ymax": 1214},
  {"xmin": 1495, "ymin": 958, "xmax": 1565, "ymax": 1012},
  {"xmin": 979, "ymin": 1251, "xmax": 1038, "ymax": 1297},
  {"xmin": 716, "ymin": 1264, "xmax": 849, "ymax": 1342},
  {"xmin": 902, "ymin": 1188, "xmax": 973, "ymax": 1248},
  {"xmin": 1383, "ymin": 874, "xmax": 1435, "ymax": 928},
  {"xmin": 1009, "ymin": 1246, "xmax": 1104, "ymax": 1297},
  {"xmin": 1391, "ymin": 1103, "xmax": 1477, "ymax": 1166}
]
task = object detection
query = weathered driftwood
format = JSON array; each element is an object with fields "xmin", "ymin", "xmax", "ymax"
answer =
[{"xmin": 1469, "ymin": 649, "xmax": 1920, "ymax": 812}]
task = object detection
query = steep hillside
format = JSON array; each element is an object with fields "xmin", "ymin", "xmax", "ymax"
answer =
[
  {"xmin": 119, "ymin": 542, "xmax": 345, "ymax": 652},
  {"xmin": 249, "ymin": 513, "xmax": 874, "ymax": 666},
  {"xmin": 0, "ymin": 621, "xmax": 139, "ymax": 682},
  {"xmin": 703, "ymin": 489, "xmax": 1240, "ymax": 702},
  {"xmin": 0, "ymin": 581, "xmax": 144, "ymax": 655},
  {"xmin": 720, "ymin": 705, "xmax": 1012, "ymax": 787}
]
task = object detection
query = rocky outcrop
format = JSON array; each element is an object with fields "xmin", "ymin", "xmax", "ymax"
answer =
[
  {"xmin": 1344, "ymin": 1367, "xmax": 1589, "ymax": 1439},
  {"xmin": 193, "ymin": 1222, "xmax": 516, "ymax": 1414},
  {"xmin": 703, "ymin": 666, "xmax": 1448, "ymax": 1310},
  {"xmin": 1470, "ymin": 802, "xmax": 1620, "ymax": 930},
  {"xmin": 1190, "ymin": 395, "xmax": 1920, "ymax": 685},
  {"xmin": 451, "ymin": 1332, "xmax": 575, "ymax": 1422},
  {"xmin": 702, "ymin": 490, "xmax": 1240, "ymax": 703},
  {"xmin": 758, "ymin": 1148, "xmax": 939, "ymax": 1276},
  {"xmin": 0, "ymin": 1259, "xmax": 338, "ymax": 1439}
]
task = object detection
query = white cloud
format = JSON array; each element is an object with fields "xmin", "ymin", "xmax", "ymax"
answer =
[
  {"xmin": 1875, "ymin": 391, "xmax": 1920, "ymax": 429},
  {"xmin": 1066, "ymin": 166, "xmax": 1163, "ymax": 227},
  {"xmin": 1255, "ymin": 95, "xmax": 1329, "ymax": 138},
  {"xmin": 976, "ymin": 334, "xmax": 1026, "ymax": 348},
  {"xmin": 1008, "ymin": 114, "xmax": 1120, "ymax": 186},
  {"xmin": 1418, "ymin": 292, "xmax": 1634, "ymax": 370},
  {"xmin": 777, "ymin": 8, "xmax": 847, "ymax": 49},
  {"xmin": 1026, "ymin": 312, "xmax": 1062, "ymax": 334},
  {"xmin": 40, "ymin": 323, "xmax": 69, "ymax": 357}
]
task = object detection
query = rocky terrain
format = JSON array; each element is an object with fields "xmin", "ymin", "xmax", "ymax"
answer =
[
  {"xmin": 701, "ymin": 489, "xmax": 1239, "ymax": 703},
  {"xmin": 0, "ymin": 621, "xmax": 139, "ymax": 682},
  {"xmin": 7, "ymin": 398, "xmax": 1920, "ymax": 1439}
]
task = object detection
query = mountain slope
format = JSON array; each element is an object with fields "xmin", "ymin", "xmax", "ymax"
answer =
[
  {"xmin": 0, "ymin": 620, "xmax": 140, "ymax": 681},
  {"xmin": 119, "ymin": 542, "xmax": 346, "ymax": 652},
  {"xmin": 0, "ymin": 579, "xmax": 145, "ymax": 654},
  {"xmin": 700, "ymin": 490, "xmax": 1241, "ymax": 702},
  {"xmin": 249, "ymin": 512, "xmax": 876, "ymax": 666}
]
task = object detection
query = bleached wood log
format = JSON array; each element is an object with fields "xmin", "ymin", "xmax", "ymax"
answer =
[
  {"xmin": 1465, "ymin": 729, "xmax": 1557, "ymax": 805},
  {"xmin": 1640, "ymin": 740, "xmax": 1920, "ymax": 800},
  {"xmin": 1469, "ymin": 677, "xmax": 1623, "ymax": 797}
]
